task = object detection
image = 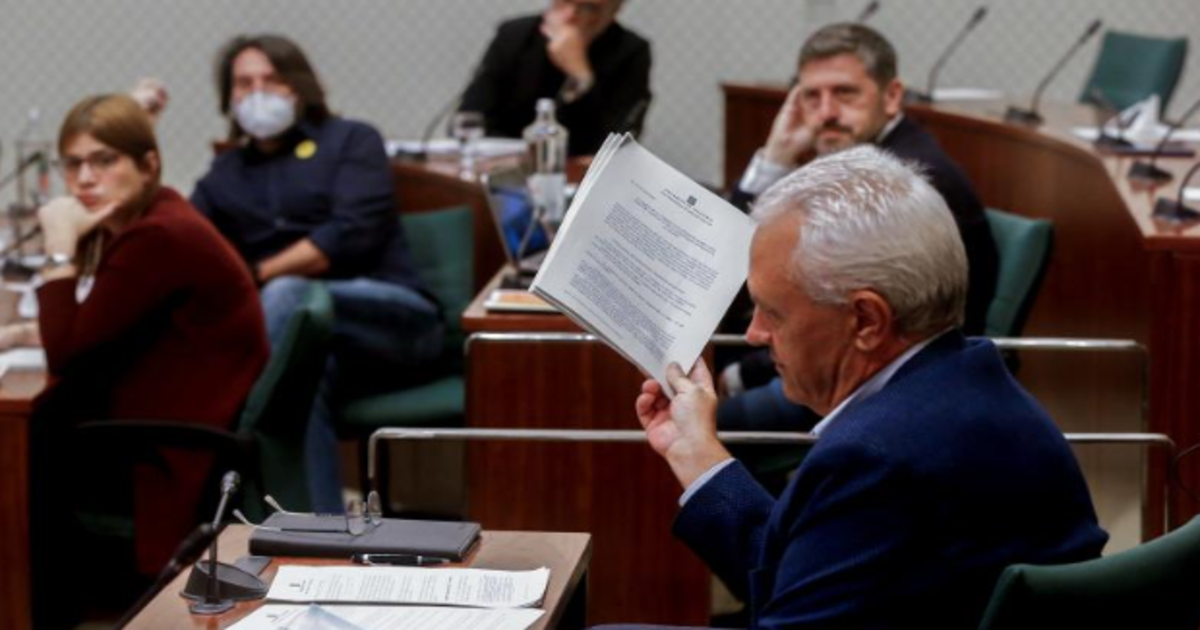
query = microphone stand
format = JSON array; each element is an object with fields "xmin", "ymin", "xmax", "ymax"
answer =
[
  {"xmin": 1152, "ymin": 159, "xmax": 1200, "ymax": 223},
  {"xmin": 112, "ymin": 524, "xmax": 215, "ymax": 628},
  {"xmin": 1005, "ymin": 19, "xmax": 1103, "ymax": 126},
  {"xmin": 912, "ymin": 7, "xmax": 988, "ymax": 103},
  {"xmin": 1128, "ymin": 95, "xmax": 1200, "ymax": 183},
  {"xmin": 1086, "ymin": 87, "xmax": 1135, "ymax": 150},
  {"xmin": 856, "ymin": 0, "xmax": 880, "ymax": 23},
  {"xmin": 189, "ymin": 471, "xmax": 240, "ymax": 615}
]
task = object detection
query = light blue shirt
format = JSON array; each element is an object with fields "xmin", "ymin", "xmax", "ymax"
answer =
[{"xmin": 679, "ymin": 331, "xmax": 944, "ymax": 507}]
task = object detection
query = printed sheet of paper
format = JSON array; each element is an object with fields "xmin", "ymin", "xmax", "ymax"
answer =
[
  {"xmin": 229, "ymin": 604, "xmax": 544, "ymax": 630},
  {"xmin": 531, "ymin": 133, "xmax": 756, "ymax": 395},
  {"xmin": 266, "ymin": 566, "xmax": 550, "ymax": 609}
]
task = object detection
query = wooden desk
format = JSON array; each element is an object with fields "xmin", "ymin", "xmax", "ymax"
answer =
[
  {"xmin": 462, "ymin": 271, "xmax": 711, "ymax": 626},
  {"xmin": 127, "ymin": 525, "xmax": 591, "ymax": 629},
  {"xmin": 722, "ymin": 82, "xmax": 1199, "ymax": 531},
  {"xmin": 0, "ymin": 363, "xmax": 44, "ymax": 630}
]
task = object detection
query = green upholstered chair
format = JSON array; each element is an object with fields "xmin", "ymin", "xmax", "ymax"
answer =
[
  {"xmin": 1080, "ymin": 31, "xmax": 1189, "ymax": 111},
  {"xmin": 73, "ymin": 280, "xmax": 335, "ymax": 531},
  {"xmin": 984, "ymin": 209, "xmax": 1053, "ymax": 338},
  {"xmin": 339, "ymin": 206, "xmax": 474, "ymax": 507},
  {"xmin": 977, "ymin": 516, "xmax": 1200, "ymax": 630}
]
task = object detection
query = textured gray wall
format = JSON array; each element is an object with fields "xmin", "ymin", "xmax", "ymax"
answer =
[{"xmin": 0, "ymin": 0, "xmax": 1195, "ymax": 198}]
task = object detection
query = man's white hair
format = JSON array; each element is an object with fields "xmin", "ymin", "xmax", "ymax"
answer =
[{"xmin": 751, "ymin": 145, "xmax": 968, "ymax": 337}]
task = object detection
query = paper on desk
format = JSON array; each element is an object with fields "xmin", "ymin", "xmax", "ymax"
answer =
[
  {"xmin": 229, "ymin": 604, "xmax": 544, "ymax": 630},
  {"xmin": 931, "ymin": 87, "xmax": 1004, "ymax": 102},
  {"xmin": 1071, "ymin": 126, "xmax": 1200, "ymax": 146},
  {"xmin": 267, "ymin": 565, "xmax": 550, "ymax": 608},
  {"xmin": 386, "ymin": 137, "xmax": 527, "ymax": 158},
  {"xmin": 0, "ymin": 348, "xmax": 45, "ymax": 371}
]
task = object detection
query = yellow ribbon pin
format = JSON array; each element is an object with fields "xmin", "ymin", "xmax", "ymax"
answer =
[{"xmin": 295, "ymin": 140, "xmax": 318, "ymax": 159}]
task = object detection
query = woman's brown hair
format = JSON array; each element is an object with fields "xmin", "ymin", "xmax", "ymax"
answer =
[{"xmin": 58, "ymin": 94, "xmax": 162, "ymax": 274}]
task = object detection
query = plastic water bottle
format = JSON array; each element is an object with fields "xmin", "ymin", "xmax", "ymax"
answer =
[{"xmin": 523, "ymin": 98, "xmax": 569, "ymax": 229}]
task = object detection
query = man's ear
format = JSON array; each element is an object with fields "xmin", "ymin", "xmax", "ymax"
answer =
[
  {"xmin": 849, "ymin": 289, "xmax": 894, "ymax": 352},
  {"xmin": 882, "ymin": 78, "xmax": 904, "ymax": 118}
]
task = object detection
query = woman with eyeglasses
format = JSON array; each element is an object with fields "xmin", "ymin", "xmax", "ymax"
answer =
[{"xmin": 20, "ymin": 94, "xmax": 269, "ymax": 630}]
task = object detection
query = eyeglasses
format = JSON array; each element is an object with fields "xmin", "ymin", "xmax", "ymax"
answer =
[
  {"xmin": 238, "ymin": 492, "xmax": 385, "ymax": 536},
  {"xmin": 59, "ymin": 150, "xmax": 124, "ymax": 178}
]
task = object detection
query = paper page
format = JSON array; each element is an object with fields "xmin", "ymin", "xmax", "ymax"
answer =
[
  {"xmin": 531, "ymin": 134, "xmax": 756, "ymax": 395},
  {"xmin": 267, "ymin": 566, "xmax": 550, "ymax": 609},
  {"xmin": 230, "ymin": 604, "xmax": 544, "ymax": 630}
]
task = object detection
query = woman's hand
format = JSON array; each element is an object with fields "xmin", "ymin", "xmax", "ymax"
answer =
[{"xmin": 37, "ymin": 197, "xmax": 117, "ymax": 259}]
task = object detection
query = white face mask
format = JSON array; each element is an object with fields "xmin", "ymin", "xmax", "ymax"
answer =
[{"xmin": 234, "ymin": 91, "xmax": 296, "ymax": 140}]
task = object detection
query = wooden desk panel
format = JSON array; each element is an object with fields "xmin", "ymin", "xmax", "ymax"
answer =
[
  {"xmin": 128, "ymin": 525, "xmax": 592, "ymax": 630},
  {"xmin": 0, "ymin": 367, "xmax": 43, "ymax": 630},
  {"xmin": 463, "ymin": 273, "xmax": 711, "ymax": 626}
]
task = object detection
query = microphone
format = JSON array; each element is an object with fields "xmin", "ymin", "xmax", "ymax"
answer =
[
  {"xmin": 1086, "ymin": 87, "xmax": 1136, "ymax": 150},
  {"xmin": 189, "ymin": 470, "xmax": 240, "ymax": 615},
  {"xmin": 1005, "ymin": 18, "xmax": 1103, "ymax": 126},
  {"xmin": 912, "ymin": 7, "xmax": 989, "ymax": 103},
  {"xmin": 1151, "ymin": 159, "xmax": 1200, "ymax": 222},
  {"xmin": 856, "ymin": 0, "xmax": 880, "ymax": 23},
  {"xmin": 408, "ymin": 63, "xmax": 488, "ymax": 162},
  {"xmin": 620, "ymin": 97, "xmax": 651, "ymax": 138},
  {"xmin": 112, "ymin": 524, "xmax": 216, "ymax": 628},
  {"xmin": 1128, "ymin": 94, "xmax": 1200, "ymax": 183},
  {"xmin": 0, "ymin": 150, "xmax": 47, "ymax": 195}
]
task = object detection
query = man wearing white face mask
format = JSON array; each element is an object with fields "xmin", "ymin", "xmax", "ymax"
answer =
[{"xmin": 191, "ymin": 34, "xmax": 443, "ymax": 513}]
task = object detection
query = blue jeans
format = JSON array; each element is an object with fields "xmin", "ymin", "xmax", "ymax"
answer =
[{"xmin": 261, "ymin": 276, "xmax": 444, "ymax": 513}]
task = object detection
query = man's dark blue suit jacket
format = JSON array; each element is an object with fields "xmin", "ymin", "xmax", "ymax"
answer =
[{"xmin": 675, "ymin": 333, "xmax": 1107, "ymax": 629}]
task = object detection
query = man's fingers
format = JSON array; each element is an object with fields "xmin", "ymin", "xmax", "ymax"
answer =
[
  {"xmin": 665, "ymin": 362, "xmax": 694, "ymax": 395},
  {"xmin": 688, "ymin": 359, "xmax": 714, "ymax": 390}
]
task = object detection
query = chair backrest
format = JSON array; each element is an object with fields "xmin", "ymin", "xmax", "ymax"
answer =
[
  {"xmin": 984, "ymin": 209, "xmax": 1053, "ymax": 338},
  {"xmin": 1080, "ymin": 31, "xmax": 1189, "ymax": 111},
  {"xmin": 399, "ymin": 205, "xmax": 475, "ymax": 370},
  {"xmin": 237, "ymin": 281, "xmax": 334, "ymax": 515},
  {"xmin": 977, "ymin": 516, "xmax": 1200, "ymax": 629}
]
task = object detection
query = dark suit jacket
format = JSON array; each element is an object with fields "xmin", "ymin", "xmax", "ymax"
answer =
[
  {"xmin": 729, "ymin": 116, "xmax": 999, "ymax": 389},
  {"xmin": 460, "ymin": 14, "xmax": 652, "ymax": 156},
  {"xmin": 678, "ymin": 333, "xmax": 1107, "ymax": 629}
]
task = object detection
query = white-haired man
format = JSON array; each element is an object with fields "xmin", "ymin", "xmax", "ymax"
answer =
[{"xmin": 628, "ymin": 147, "xmax": 1106, "ymax": 628}]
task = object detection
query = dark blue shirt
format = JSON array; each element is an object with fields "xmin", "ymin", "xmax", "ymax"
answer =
[{"xmin": 191, "ymin": 117, "xmax": 423, "ymax": 291}]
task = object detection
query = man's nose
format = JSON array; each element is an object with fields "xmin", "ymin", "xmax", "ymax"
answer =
[
  {"xmin": 815, "ymin": 93, "xmax": 840, "ymax": 124},
  {"xmin": 745, "ymin": 309, "xmax": 771, "ymax": 347}
]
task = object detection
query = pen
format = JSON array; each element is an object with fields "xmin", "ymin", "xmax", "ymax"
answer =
[{"xmin": 351, "ymin": 553, "xmax": 451, "ymax": 567}]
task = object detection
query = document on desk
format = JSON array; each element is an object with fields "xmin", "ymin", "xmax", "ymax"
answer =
[
  {"xmin": 531, "ymin": 133, "xmax": 756, "ymax": 396},
  {"xmin": 267, "ymin": 565, "xmax": 550, "ymax": 608},
  {"xmin": 229, "ymin": 604, "xmax": 544, "ymax": 630}
]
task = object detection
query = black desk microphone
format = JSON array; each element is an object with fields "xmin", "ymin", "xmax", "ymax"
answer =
[
  {"xmin": 912, "ymin": 6, "xmax": 989, "ymax": 103},
  {"xmin": 189, "ymin": 471, "xmax": 240, "ymax": 615},
  {"xmin": 1129, "ymin": 94, "xmax": 1200, "ymax": 183},
  {"xmin": 1005, "ymin": 18, "xmax": 1103, "ymax": 126}
]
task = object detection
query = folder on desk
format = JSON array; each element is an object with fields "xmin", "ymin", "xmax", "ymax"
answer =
[{"xmin": 248, "ymin": 514, "xmax": 481, "ymax": 561}]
